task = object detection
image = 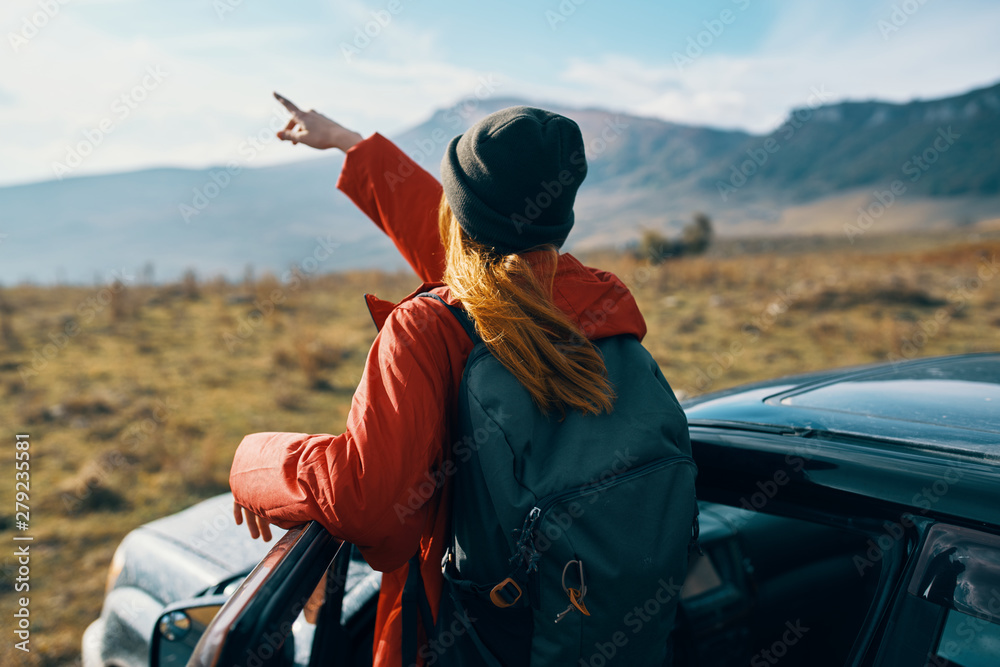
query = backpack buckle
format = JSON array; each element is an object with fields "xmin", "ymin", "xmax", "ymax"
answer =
[
  {"xmin": 489, "ymin": 577, "xmax": 523, "ymax": 608},
  {"xmin": 441, "ymin": 548, "xmax": 454, "ymax": 571}
]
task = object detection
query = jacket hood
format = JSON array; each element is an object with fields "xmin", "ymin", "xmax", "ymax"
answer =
[{"xmin": 365, "ymin": 252, "xmax": 647, "ymax": 342}]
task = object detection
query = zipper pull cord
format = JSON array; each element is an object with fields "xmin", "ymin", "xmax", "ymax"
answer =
[
  {"xmin": 510, "ymin": 507, "xmax": 542, "ymax": 572},
  {"xmin": 690, "ymin": 509, "xmax": 704, "ymax": 556}
]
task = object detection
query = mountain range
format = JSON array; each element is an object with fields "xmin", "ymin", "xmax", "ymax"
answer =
[{"xmin": 2, "ymin": 80, "xmax": 999, "ymax": 284}]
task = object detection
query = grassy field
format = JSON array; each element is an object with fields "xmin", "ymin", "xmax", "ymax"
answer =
[{"xmin": 0, "ymin": 230, "xmax": 998, "ymax": 665}]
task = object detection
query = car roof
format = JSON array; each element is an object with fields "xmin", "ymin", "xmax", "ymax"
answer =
[{"xmin": 683, "ymin": 353, "xmax": 1000, "ymax": 464}]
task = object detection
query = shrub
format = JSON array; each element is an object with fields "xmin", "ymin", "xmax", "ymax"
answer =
[{"xmin": 636, "ymin": 213, "xmax": 714, "ymax": 264}]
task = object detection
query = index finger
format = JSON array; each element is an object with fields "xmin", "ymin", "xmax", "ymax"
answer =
[{"xmin": 273, "ymin": 91, "xmax": 302, "ymax": 114}]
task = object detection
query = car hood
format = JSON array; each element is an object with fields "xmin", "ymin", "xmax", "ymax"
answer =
[
  {"xmin": 113, "ymin": 493, "xmax": 282, "ymax": 604},
  {"xmin": 141, "ymin": 493, "xmax": 283, "ymax": 569}
]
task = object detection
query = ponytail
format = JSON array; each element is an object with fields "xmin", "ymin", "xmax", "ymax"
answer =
[{"xmin": 438, "ymin": 195, "xmax": 615, "ymax": 416}]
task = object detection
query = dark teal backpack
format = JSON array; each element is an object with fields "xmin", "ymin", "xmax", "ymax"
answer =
[{"xmin": 404, "ymin": 294, "xmax": 698, "ymax": 667}]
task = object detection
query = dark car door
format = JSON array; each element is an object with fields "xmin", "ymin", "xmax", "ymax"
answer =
[
  {"xmin": 866, "ymin": 522, "xmax": 1000, "ymax": 667},
  {"xmin": 183, "ymin": 522, "xmax": 343, "ymax": 667},
  {"xmin": 689, "ymin": 419, "xmax": 1000, "ymax": 667}
]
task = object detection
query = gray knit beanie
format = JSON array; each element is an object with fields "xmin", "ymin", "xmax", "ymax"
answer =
[{"xmin": 440, "ymin": 106, "xmax": 587, "ymax": 254}]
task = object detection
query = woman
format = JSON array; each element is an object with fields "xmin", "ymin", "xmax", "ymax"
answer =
[{"xmin": 230, "ymin": 94, "xmax": 658, "ymax": 665}]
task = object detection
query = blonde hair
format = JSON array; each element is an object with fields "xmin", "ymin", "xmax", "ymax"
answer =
[{"xmin": 438, "ymin": 195, "xmax": 614, "ymax": 416}]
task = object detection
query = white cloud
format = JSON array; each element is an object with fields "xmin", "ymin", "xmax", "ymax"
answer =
[
  {"xmin": 0, "ymin": 0, "xmax": 997, "ymax": 186},
  {"xmin": 0, "ymin": 0, "xmax": 510, "ymax": 184},
  {"xmin": 542, "ymin": 1, "xmax": 1000, "ymax": 134},
  {"xmin": 0, "ymin": 4, "xmax": 476, "ymax": 183}
]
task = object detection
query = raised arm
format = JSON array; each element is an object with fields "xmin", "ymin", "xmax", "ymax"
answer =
[
  {"xmin": 336, "ymin": 134, "xmax": 445, "ymax": 282},
  {"xmin": 273, "ymin": 92, "xmax": 446, "ymax": 282}
]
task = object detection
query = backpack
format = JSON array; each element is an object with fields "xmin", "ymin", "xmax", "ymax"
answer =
[{"xmin": 404, "ymin": 293, "xmax": 698, "ymax": 667}]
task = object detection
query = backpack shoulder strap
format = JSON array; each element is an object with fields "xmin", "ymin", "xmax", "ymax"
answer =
[
  {"xmin": 417, "ymin": 292, "xmax": 480, "ymax": 344},
  {"xmin": 400, "ymin": 292, "xmax": 480, "ymax": 667},
  {"xmin": 401, "ymin": 553, "xmax": 435, "ymax": 667}
]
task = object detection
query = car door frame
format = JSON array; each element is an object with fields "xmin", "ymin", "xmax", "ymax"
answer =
[
  {"xmin": 865, "ymin": 521, "xmax": 1000, "ymax": 666},
  {"xmin": 187, "ymin": 521, "xmax": 343, "ymax": 667},
  {"xmin": 689, "ymin": 423, "xmax": 938, "ymax": 665}
]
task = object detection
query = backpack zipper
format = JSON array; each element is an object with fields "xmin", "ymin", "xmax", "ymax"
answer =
[{"xmin": 511, "ymin": 455, "xmax": 697, "ymax": 572}]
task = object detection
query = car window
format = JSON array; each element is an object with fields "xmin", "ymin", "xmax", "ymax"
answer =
[
  {"xmin": 908, "ymin": 524, "xmax": 1000, "ymax": 667},
  {"xmin": 676, "ymin": 502, "xmax": 892, "ymax": 666},
  {"xmin": 933, "ymin": 609, "xmax": 1000, "ymax": 667},
  {"xmin": 290, "ymin": 577, "xmax": 322, "ymax": 667}
]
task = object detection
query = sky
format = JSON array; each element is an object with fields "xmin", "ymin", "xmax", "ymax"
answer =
[{"xmin": 1, "ymin": 0, "xmax": 999, "ymax": 187}]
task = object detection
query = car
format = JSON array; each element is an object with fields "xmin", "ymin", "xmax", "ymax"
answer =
[{"xmin": 83, "ymin": 352, "xmax": 1000, "ymax": 667}]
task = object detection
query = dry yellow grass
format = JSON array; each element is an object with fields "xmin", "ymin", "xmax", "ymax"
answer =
[
  {"xmin": 591, "ymin": 232, "xmax": 1000, "ymax": 398},
  {"xmin": 0, "ymin": 231, "xmax": 997, "ymax": 665}
]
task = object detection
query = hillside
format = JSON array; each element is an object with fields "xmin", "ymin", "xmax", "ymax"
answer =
[
  {"xmin": 1, "ymin": 82, "xmax": 999, "ymax": 283},
  {"xmin": 730, "ymin": 85, "xmax": 1000, "ymax": 200}
]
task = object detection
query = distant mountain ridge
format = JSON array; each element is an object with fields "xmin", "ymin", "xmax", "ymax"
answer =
[{"xmin": 2, "ymin": 81, "xmax": 999, "ymax": 284}]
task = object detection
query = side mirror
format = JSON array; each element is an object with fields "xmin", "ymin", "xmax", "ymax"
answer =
[
  {"xmin": 152, "ymin": 594, "xmax": 298, "ymax": 667},
  {"xmin": 151, "ymin": 595, "xmax": 229, "ymax": 667}
]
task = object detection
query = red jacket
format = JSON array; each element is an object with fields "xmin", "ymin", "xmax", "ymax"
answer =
[{"xmin": 229, "ymin": 133, "xmax": 648, "ymax": 666}]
